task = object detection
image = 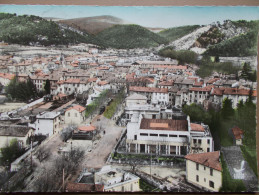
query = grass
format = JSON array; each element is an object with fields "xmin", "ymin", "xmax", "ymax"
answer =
[
  {"xmin": 218, "ymin": 120, "xmax": 234, "ymax": 147},
  {"xmin": 139, "ymin": 179, "xmax": 157, "ymax": 192},
  {"xmin": 240, "ymin": 145, "xmax": 258, "ymax": 177},
  {"xmin": 220, "ymin": 155, "xmax": 246, "ymax": 192},
  {"xmin": 103, "ymin": 89, "xmax": 124, "ymax": 119}
]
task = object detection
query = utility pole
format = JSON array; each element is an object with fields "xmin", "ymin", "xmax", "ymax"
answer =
[
  {"xmin": 150, "ymin": 152, "xmax": 152, "ymax": 181},
  {"xmin": 30, "ymin": 140, "xmax": 33, "ymax": 171},
  {"xmin": 62, "ymin": 168, "xmax": 65, "ymax": 192}
]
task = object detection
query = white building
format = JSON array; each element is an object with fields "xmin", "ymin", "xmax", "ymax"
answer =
[
  {"xmin": 94, "ymin": 166, "xmax": 140, "ymax": 192},
  {"xmin": 126, "ymin": 113, "xmax": 214, "ymax": 156},
  {"xmin": 34, "ymin": 112, "xmax": 61, "ymax": 136}
]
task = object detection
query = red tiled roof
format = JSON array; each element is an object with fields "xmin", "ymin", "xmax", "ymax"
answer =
[
  {"xmin": 66, "ymin": 183, "xmax": 104, "ymax": 192},
  {"xmin": 185, "ymin": 151, "xmax": 222, "ymax": 172},
  {"xmin": 65, "ymin": 78, "xmax": 81, "ymax": 84},
  {"xmin": 140, "ymin": 118, "xmax": 188, "ymax": 131},
  {"xmin": 78, "ymin": 125, "xmax": 96, "ymax": 132},
  {"xmin": 66, "ymin": 105, "xmax": 86, "ymax": 113},
  {"xmin": 129, "ymin": 86, "xmax": 168, "ymax": 93},
  {"xmin": 207, "ymin": 78, "xmax": 220, "ymax": 84},
  {"xmin": 190, "ymin": 86, "xmax": 212, "ymax": 92},
  {"xmin": 0, "ymin": 73, "xmax": 15, "ymax": 80},
  {"xmin": 88, "ymin": 78, "xmax": 97, "ymax": 82},
  {"xmin": 224, "ymin": 88, "xmax": 257, "ymax": 97},
  {"xmin": 98, "ymin": 81, "xmax": 108, "ymax": 86},
  {"xmin": 158, "ymin": 80, "xmax": 174, "ymax": 86},
  {"xmin": 231, "ymin": 126, "xmax": 244, "ymax": 140},
  {"xmin": 153, "ymin": 65, "xmax": 187, "ymax": 70},
  {"xmin": 190, "ymin": 123, "xmax": 205, "ymax": 132}
]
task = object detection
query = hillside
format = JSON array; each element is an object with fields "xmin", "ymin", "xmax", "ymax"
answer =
[
  {"xmin": 0, "ymin": 13, "xmax": 98, "ymax": 46},
  {"xmin": 204, "ymin": 20, "xmax": 259, "ymax": 57},
  {"xmin": 158, "ymin": 25, "xmax": 200, "ymax": 42},
  {"xmin": 95, "ymin": 24, "xmax": 169, "ymax": 49},
  {"xmin": 58, "ymin": 15, "xmax": 131, "ymax": 35},
  {"xmin": 204, "ymin": 30, "xmax": 258, "ymax": 57}
]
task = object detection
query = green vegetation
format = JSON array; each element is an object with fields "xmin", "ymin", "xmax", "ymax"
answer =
[
  {"xmin": 0, "ymin": 139, "xmax": 25, "ymax": 166},
  {"xmin": 240, "ymin": 145, "xmax": 257, "ymax": 177},
  {"xmin": 183, "ymin": 97, "xmax": 256, "ymax": 150},
  {"xmin": 196, "ymin": 56, "xmax": 240, "ymax": 78},
  {"xmin": 196, "ymin": 27, "xmax": 225, "ymax": 47},
  {"xmin": 85, "ymin": 90, "xmax": 110, "ymax": 118},
  {"xmin": 240, "ymin": 62, "xmax": 257, "ymax": 82},
  {"xmin": 158, "ymin": 25, "xmax": 200, "ymax": 42},
  {"xmin": 103, "ymin": 88, "xmax": 125, "ymax": 119},
  {"xmin": 220, "ymin": 155, "xmax": 246, "ymax": 192},
  {"xmin": 6, "ymin": 76, "xmax": 40, "ymax": 102},
  {"xmin": 158, "ymin": 47, "xmax": 198, "ymax": 64},
  {"xmin": 0, "ymin": 13, "xmax": 98, "ymax": 46},
  {"xmin": 204, "ymin": 30, "xmax": 258, "ymax": 57},
  {"xmin": 182, "ymin": 103, "xmax": 211, "ymax": 124},
  {"xmin": 95, "ymin": 24, "xmax": 168, "ymax": 49},
  {"xmin": 139, "ymin": 179, "xmax": 158, "ymax": 192}
]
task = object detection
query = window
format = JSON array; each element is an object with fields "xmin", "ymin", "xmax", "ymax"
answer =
[
  {"xmin": 198, "ymin": 139, "xmax": 202, "ymax": 144},
  {"xmin": 196, "ymin": 175, "xmax": 199, "ymax": 182},
  {"xmin": 169, "ymin": 135, "xmax": 177, "ymax": 137},
  {"xmin": 207, "ymin": 139, "xmax": 210, "ymax": 144},
  {"xmin": 196, "ymin": 163, "xmax": 199, "ymax": 170},
  {"xmin": 207, "ymin": 148, "xmax": 210, "ymax": 152},
  {"xmin": 68, "ymin": 112, "xmax": 70, "ymax": 117},
  {"xmin": 140, "ymin": 133, "xmax": 148, "ymax": 136},
  {"xmin": 193, "ymin": 139, "xmax": 197, "ymax": 144},
  {"xmin": 204, "ymin": 166, "xmax": 206, "ymax": 171},
  {"xmin": 209, "ymin": 181, "xmax": 214, "ymax": 188},
  {"xmin": 210, "ymin": 168, "xmax": 213, "ymax": 176},
  {"xmin": 150, "ymin": 134, "xmax": 158, "ymax": 137},
  {"xmin": 134, "ymin": 135, "xmax": 137, "ymax": 140},
  {"xmin": 75, "ymin": 113, "xmax": 77, "ymax": 117},
  {"xmin": 204, "ymin": 178, "xmax": 206, "ymax": 182},
  {"xmin": 159, "ymin": 134, "xmax": 168, "ymax": 137},
  {"xmin": 179, "ymin": 135, "xmax": 187, "ymax": 138}
]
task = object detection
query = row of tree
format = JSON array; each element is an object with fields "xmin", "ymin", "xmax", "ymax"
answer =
[
  {"xmin": 158, "ymin": 46, "xmax": 198, "ymax": 64},
  {"xmin": 183, "ymin": 95, "xmax": 256, "ymax": 150},
  {"xmin": 6, "ymin": 76, "xmax": 50, "ymax": 102}
]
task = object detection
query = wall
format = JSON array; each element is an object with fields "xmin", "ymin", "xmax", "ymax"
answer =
[{"xmin": 186, "ymin": 159, "xmax": 222, "ymax": 192}]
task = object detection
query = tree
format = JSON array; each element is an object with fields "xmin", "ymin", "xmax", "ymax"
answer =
[
  {"xmin": 60, "ymin": 125, "xmax": 77, "ymax": 142},
  {"xmin": 221, "ymin": 98, "xmax": 234, "ymax": 120},
  {"xmin": 241, "ymin": 62, "xmax": 252, "ymax": 80},
  {"xmin": 182, "ymin": 103, "xmax": 211, "ymax": 124},
  {"xmin": 44, "ymin": 79, "xmax": 50, "ymax": 94},
  {"xmin": 0, "ymin": 139, "xmax": 25, "ymax": 166}
]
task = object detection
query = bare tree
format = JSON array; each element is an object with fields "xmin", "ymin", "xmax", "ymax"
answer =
[
  {"xmin": 60, "ymin": 125, "xmax": 77, "ymax": 142},
  {"xmin": 35, "ymin": 146, "xmax": 50, "ymax": 163}
]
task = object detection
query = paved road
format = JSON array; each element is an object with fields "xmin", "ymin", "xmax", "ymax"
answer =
[{"xmin": 81, "ymin": 116, "xmax": 124, "ymax": 168}]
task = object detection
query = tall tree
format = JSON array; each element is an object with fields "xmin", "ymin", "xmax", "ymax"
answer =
[
  {"xmin": 221, "ymin": 98, "xmax": 234, "ymax": 120},
  {"xmin": 44, "ymin": 79, "xmax": 51, "ymax": 94}
]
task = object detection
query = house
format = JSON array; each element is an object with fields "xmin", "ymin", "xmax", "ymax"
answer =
[
  {"xmin": 0, "ymin": 125, "xmax": 34, "ymax": 149},
  {"xmin": 129, "ymin": 86, "xmax": 169, "ymax": 105},
  {"xmin": 65, "ymin": 105, "xmax": 86, "ymax": 124},
  {"xmin": 34, "ymin": 112, "xmax": 61, "ymax": 136},
  {"xmin": 72, "ymin": 125, "xmax": 97, "ymax": 140},
  {"xmin": 125, "ymin": 93, "xmax": 147, "ymax": 107},
  {"xmin": 230, "ymin": 126, "xmax": 244, "ymax": 146},
  {"xmin": 94, "ymin": 166, "xmax": 140, "ymax": 192},
  {"xmin": 185, "ymin": 151, "xmax": 222, "ymax": 192}
]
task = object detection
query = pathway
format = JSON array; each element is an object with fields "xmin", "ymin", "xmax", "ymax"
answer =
[{"xmin": 221, "ymin": 146, "xmax": 258, "ymax": 192}]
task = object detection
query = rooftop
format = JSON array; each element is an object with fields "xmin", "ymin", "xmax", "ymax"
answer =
[
  {"xmin": 231, "ymin": 126, "xmax": 244, "ymax": 140},
  {"xmin": 37, "ymin": 112, "xmax": 60, "ymax": 119},
  {"xmin": 0, "ymin": 125, "xmax": 32, "ymax": 137},
  {"xmin": 66, "ymin": 105, "xmax": 86, "ymax": 113},
  {"xmin": 140, "ymin": 118, "xmax": 188, "ymax": 131},
  {"xmin": 190, "ymin": 123, "xmax": 205, "ymax": 132},
  {"xmin": 185, "ymin": 151, "xmax": 222, "ymax": 172}
]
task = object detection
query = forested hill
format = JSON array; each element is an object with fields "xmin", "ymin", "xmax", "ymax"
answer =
[
  {"xmin": 158, "ymin": 25, "xmax": 201, "ymax": 42},
  {"xmin": 95, "ymin": 24, "xmax": 169, "ymax": 49},
  {"xmin": 0, "ymin": 13, "xmax": 99, "ymax": 46}
]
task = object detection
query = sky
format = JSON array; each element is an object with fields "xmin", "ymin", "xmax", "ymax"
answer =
[{"xmin": 0, "ymin": 5, "xmax": 258, "ymax": 28}]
